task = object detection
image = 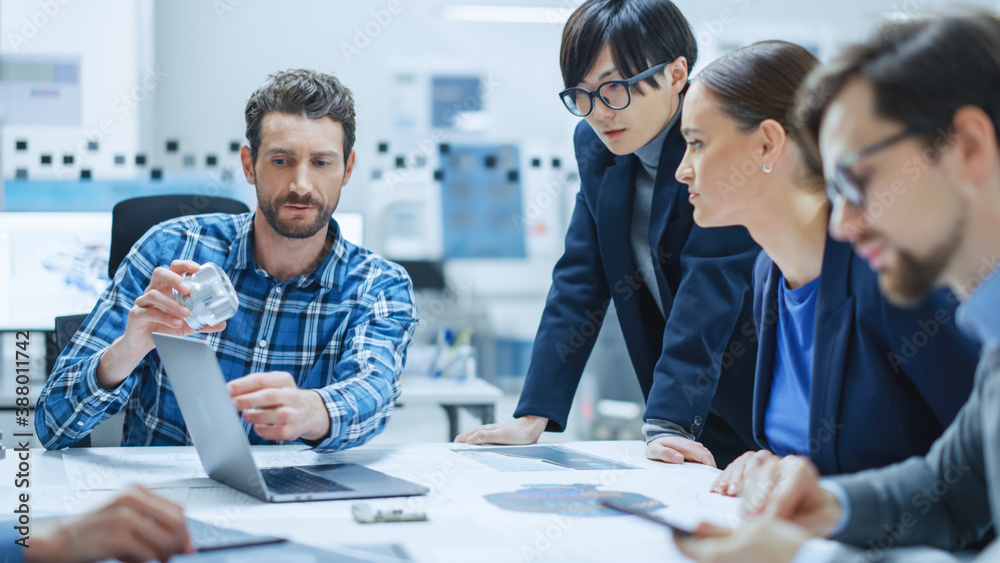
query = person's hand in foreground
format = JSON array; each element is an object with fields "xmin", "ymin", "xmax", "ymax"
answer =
[
  {"xmin": 29, "ymin": 484, "xmax": 193, "ymax": 563},
  {"xmin": 674, "ymin": 455, "xmax": 845, "ymax": 562},
  {"xmin": 455, "ymin": 415, "xmax": 547, "ymax": 445},
  {"xmin": 674, "ymin": 517, "xmax": 813, "ymax": 563},
  {"xmin": 739, "ymin": 455, "xmax": 843, "ymax": 535},
  {"xmin": 711, "ymin": 450, "xmax": 779, "ymax": 495}
]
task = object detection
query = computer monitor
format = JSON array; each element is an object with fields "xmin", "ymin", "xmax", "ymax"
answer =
[
  {"xmin": 0, "ymin": 212, "xmax": 112, "ymax": 330},
  {"xmin": 0, "ymin": 211, "xmax": 362, "ymax": 330}
]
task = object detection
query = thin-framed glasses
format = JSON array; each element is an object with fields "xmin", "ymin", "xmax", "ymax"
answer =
[
  {"xmin": 827, "ymin": 126, "xmax": 927, "ymax": 209},
  {"xmin": 558, "ymin": 62, "xmax": 669, "ymax": 117}
]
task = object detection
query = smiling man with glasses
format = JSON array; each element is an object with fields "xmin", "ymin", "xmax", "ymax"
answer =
[{"xmin": 457, "ymin": 0, "xmax": 762, "ymax": 470}]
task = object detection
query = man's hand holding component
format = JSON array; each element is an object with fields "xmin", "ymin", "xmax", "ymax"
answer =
[{"xmin": 97, "ymin": 260, "xmax": 226, "ymax": 390}]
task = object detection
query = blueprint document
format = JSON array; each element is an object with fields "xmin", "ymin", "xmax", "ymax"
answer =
[{"xmin": 452, "ymin": 445, "xmax": 640, "ymax": 471}]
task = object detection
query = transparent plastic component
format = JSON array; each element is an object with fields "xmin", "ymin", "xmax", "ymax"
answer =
[{"xmin": 172, "ymin": 262, "xmax": 239, "ymax": 330}]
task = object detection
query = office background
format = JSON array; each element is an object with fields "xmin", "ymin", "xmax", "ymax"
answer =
[{"xmin": 0, "ymin": 0, "xmax": 994, "ymax": 445}]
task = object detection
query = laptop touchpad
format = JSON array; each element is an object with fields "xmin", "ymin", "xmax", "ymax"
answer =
[{"xmin": 299, "ymin": 463, "xmax": 372, "ymax": 481}]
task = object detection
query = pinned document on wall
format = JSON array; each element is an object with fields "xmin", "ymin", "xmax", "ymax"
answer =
[{"xmin": 0, "ymin": 55, "xmax": 81, "ymax": 126}]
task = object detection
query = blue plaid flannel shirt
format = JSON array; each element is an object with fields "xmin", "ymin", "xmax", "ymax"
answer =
[{"xmin": 37, "ymin": 212, "xmax": 417, "ymax": 450}]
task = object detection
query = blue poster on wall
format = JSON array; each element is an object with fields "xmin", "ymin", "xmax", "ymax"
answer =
[
  {"xmin": 2, "ymin": 176, "xmax": 255, "ymax": 211},
  {"xmin": 439, "ymin": 144, "xmax": 526, "ymax": 259}
]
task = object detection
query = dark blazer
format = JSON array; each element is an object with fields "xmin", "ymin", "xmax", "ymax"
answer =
[
  {"xmin": 828, "ymin": 348, "xmax": 998, "ymax": 559},
  {"xmin": 752, "ymin": 236, "xmax": 979, "ymax": 475},
  {"xmin": 514, "ymin": 114, "xmax": 762, "ymax": 465}
]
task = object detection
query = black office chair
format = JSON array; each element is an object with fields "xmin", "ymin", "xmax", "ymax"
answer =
[
  {"xmin": 108, "ymin": 195, "xmax": 250, "ymax": 279},
  {"xmin": 51, "ymin": 194, "xmax": 251, "ymax": 447}
]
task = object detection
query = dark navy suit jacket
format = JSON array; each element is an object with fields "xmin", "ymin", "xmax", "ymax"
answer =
[
  {"xmin": 752, "ymin": 236, "xmax": 979, "ymax": 475},
  {"xmin": 514, "ymin": 116, "xmax": 762, "ymax": 465}
]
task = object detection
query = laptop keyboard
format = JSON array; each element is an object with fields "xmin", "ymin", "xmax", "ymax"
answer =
[{"xmin": 261, "ymin": 466, "xmax": 354, "ymax": 495}]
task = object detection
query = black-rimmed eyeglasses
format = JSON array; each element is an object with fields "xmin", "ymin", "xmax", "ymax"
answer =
[
  {"xmin": 558, "ymin": 62, "xmax": 669, "ymax": 117},
  {"xmin": 827, "ymin": 126, "xmax": 927, "ymax": 209}
]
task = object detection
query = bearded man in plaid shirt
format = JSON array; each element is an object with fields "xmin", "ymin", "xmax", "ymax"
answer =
[{"xmin": 37, "ymin": 69, "xmax": 418, "ymax": 450}]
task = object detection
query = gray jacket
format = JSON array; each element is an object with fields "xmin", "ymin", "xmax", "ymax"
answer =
[{"xmin": 812, "ymin": 347, "xmax": 1000, "ymax": 561}]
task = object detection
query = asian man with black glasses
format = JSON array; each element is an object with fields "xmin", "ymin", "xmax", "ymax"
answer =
[{"xmin": 458, "ymin": 0, "xmax": 761, "ymax": 469}]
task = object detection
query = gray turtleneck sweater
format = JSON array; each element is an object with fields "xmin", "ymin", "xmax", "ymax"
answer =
[
  {"xmin": 632, "ymin": 100, "xmax": 700, "ymax": 445},
  {"xmin": 630, "ymin": 98, "xmax": 682, "ymax": 318}
]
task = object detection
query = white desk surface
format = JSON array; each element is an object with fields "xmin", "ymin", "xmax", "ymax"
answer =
[{"xmin": 0, "ymin": 441, "xmax": 740, "ymax": 562}]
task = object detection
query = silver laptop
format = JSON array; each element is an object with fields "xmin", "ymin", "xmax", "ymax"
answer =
[{"xmin": 152, "ymin": 332, "xmax": 429, "ymax": 503}]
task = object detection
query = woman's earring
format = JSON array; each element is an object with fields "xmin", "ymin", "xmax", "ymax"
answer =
[{"xmin": 762, "ymin": 163, "xmax": 773, "ymax": 174}]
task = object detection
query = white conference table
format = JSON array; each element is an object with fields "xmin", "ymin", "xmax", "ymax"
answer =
[{"xmin": 0, "ymin": 441, "xmax": 742, "ymax": 562}]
